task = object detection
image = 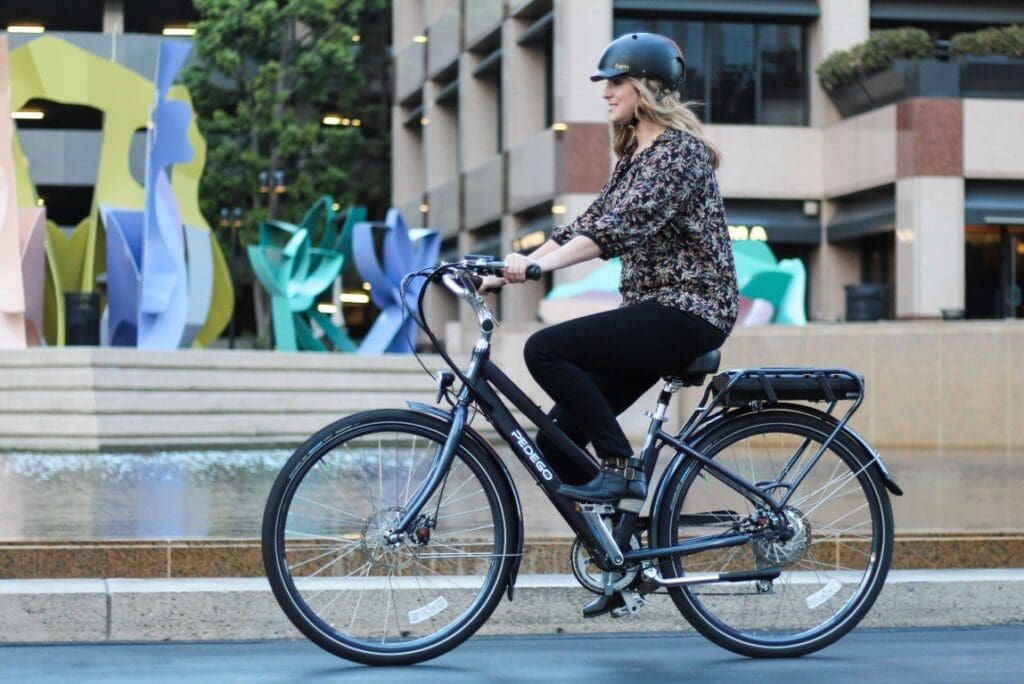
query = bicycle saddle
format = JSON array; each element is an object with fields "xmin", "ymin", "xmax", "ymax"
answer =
[{"xmin": 664, "ymin": 349, "xmax": 721, "ymax": 387}]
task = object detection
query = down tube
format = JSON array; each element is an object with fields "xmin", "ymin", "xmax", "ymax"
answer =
[{"xmin": 470, "ymin": 372, "xmax": 600, "ymax": 541}]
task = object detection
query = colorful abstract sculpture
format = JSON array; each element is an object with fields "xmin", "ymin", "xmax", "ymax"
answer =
[
  {"xmin": 0, "ymin": 35, "xmax": 47, "ymax": 349},
  {"xmin": 99, "ymin": 41, "xmax": 206, "ymax": 349},
  {"xmin": 539, "ymin": 240, "xmax": 807, "ymax": 327},
  {"xmin": 732, "ymin": 240, "xmax": 807, "ymax": 326},
  {"xmin": 352, "ymin": 209, "xmax": 440, "ymax": 354},
  {"xmin": 7, "ymin": 35, "xmax": 231, "ymax": 346},
  {"xmin": 248, "ymin": 198, "xmax": 365, "ymax": 352}
]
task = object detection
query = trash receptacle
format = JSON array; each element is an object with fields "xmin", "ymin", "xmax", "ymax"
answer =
[
  {"xmin": 845, "ymin": 283, "xmax": 888, "ymax": 321},
  {"xmin": 65, "ymin": 292, "xmax": 101, "ymax": 345}
]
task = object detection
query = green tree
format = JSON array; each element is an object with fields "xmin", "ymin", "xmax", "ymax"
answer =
[{"xmin": 183, "ymin": 0, "xmax": 391, "ymax": 341}]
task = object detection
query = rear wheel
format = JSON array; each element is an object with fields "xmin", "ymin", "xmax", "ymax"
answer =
[
  {"xmin": 262, "ymin": 409, "xmax": 515, "ymax": 665},
  {"xmin": 656, "ymin": 409, "xmax": 893, "ymax": 657}
]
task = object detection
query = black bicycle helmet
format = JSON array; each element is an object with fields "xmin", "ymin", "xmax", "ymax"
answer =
[{"xmin": 591, "ymin": 32, "xmax": 686, "ymax": 93}]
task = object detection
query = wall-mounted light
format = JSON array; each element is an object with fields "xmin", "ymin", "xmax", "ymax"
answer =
[
  {"xmin": 419, "ymin": 203, "xmax": 429, "ymax": 213},
  {"xmin": 413, "ymin": 35, "xmax": 428, "ymax": 44},
  {"xmin": 803, "ymin": 200, "xmax": 820, "ymax": 217},
  {"xmin": 551, "ymin": 122, "xmax": 568, "ymax": 132},
  {"xmin": 162, "ymin": 26, "xmax": 196, "ymax": 37},
  {"xmin": 728, "ymin": 225, "xmax": 768, "ymax": 242},
  {"xmin": 339, "ymin": 292, "xmax": 371, "ymax": 305},
  {"xmin": 350, "ymin": 118, "xmax": 361, "ymax": 127},
  {"xmin": 36, "ymin": 198, "xmax": 44, "ymax": 206},
  {"xmin": 362, "ymin": 282, "xmax": 372, "ymax": 291},
  {"xmin": 419, "ymin": 116, "xmax": 430, "ymax": 126},
  {"xmin": 322, "ymin": 115, "xmax": 342, "ymax": 126},
  {"xmin": 12, "ymin": 110, "xmax": 44, "ymax": 120},
  {"xmin": 7, "ymin": 25, "xmax": 45, "ymax": 34},
  {"xmin": 551, "ymin": 204, "xmax": 567, "ymax": 215},
  {"xmin": 512, "ymin": 230, "xmax": 546, "ymax": 252},
  {"xmin": 332, "ymin": 202, "xmax": 341, "ymax": 211},
  {"xmin": 352, "ymin": 34, "xmax": 361, "ymax": 43},
  {"xmin": 316, "ymin": 303, "xmax": 339, "ymax": 314}
]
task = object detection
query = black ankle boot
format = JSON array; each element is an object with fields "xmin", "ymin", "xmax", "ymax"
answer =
[
  {"xmin": 557, "ymin": 458, "xmax": 647, "ymax": 503},
  {"xmin": 582, "ymin": 592, "xmax": 625, "ymax": 618}
]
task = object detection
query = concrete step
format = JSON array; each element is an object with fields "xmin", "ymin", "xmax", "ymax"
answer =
[{"xmin": 2, "ymin": 570, "xmax": 1022, "ymax": 643}]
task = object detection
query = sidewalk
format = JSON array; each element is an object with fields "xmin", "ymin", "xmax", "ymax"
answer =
[{"xmin": 2, "ymin": 569, "xmax": 1022, "ymax": 643}]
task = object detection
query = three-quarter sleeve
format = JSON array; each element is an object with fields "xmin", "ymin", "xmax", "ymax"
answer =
[
  {"xmin": 550, "ymin": 191, "xmax": 607, "ymax": 245},
  {"xmin": 579, "ymin": 139, "xmax": 704, "ymax": 259}
]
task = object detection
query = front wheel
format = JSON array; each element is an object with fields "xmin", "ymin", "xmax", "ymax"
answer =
[
  {"xmin": 655, "ymin": 409, "xmax": 894, "ymax": 658},
  {"xmin": 262, "ymin": 409, "xmax": 516, "ymax": 665}
]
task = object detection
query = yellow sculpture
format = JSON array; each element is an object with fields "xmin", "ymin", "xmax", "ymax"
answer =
[{"xmin": 5, "ymin": 36, "xmax": 231, "ymax": 346}]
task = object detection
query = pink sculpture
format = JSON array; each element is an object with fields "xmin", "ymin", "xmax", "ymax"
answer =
[{"xmin": 0, "ymin": 35, "xmax": 46, "ymax": 349}]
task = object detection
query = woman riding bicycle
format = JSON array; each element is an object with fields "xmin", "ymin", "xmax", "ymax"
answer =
[{"xmin": 492, "ymin": 32, "xmax": 739, "ymax": 504}]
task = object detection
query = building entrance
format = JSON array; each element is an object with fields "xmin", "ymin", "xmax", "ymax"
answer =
[{"xmin": 965, "ymin": 225, "xmax": 1024, "ymax": 319}]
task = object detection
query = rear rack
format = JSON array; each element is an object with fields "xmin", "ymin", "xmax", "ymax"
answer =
[
  {"xmin": 711, "ymin": 368, "xmax": 863, "ymax": 407},
  {"xmin": 676, "ymin": 367, "xmax": 865, "ymax": 449}
]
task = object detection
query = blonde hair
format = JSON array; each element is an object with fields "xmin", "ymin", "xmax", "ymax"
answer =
[{"xmin": 612, "ymin": 77, "xmax": 720, "ymax": 169}]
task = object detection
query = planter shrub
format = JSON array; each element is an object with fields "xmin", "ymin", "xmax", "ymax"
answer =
[
  {"xmin": 817, "ymin": 27, "xmax": 932, "ymax": 91},
  {"xmin": 950, "ymin": 24, "xmax": 1024, "ymax": 58}
]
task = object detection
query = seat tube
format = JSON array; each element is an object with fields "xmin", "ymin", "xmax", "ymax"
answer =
[{"xmin": 641, "ymin": 381, "xmax": 681, "ymax": 479}]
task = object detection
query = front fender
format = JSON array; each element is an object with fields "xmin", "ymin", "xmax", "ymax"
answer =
[{"xmin": 406, "ymin": 401, "xmax": 525, "ymax": 601}]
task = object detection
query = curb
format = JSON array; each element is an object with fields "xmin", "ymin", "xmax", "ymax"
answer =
[{"xmin": 1, "ymin": 570, "xmax": 1022, "ymax": 644}]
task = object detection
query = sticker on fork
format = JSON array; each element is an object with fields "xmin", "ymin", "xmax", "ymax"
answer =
[
  {"xmin": 804, "ymin": 579, "xmax": 842, "ymax": 610},
  {"xmin": 408, "ymin": 596, "xmax": 448, "ymax": 625}
]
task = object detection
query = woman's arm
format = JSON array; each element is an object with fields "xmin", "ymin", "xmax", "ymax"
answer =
[{"xmin": 504, "ymin": 235, "xmax": 601, "ymax": 282}]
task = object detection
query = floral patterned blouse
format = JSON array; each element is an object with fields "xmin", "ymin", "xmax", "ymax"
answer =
[{"xmin": 550, "ymin": 128, "xmax": 738, "ymax": 333}]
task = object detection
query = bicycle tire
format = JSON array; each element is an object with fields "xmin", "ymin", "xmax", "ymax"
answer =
[
  {"xmin": 262, "ymin": 409, "xmax": 516, "ymax": 665},
  {"xmin": 654, "ymin": 408, "xmax": 894, "ymax": 657}
]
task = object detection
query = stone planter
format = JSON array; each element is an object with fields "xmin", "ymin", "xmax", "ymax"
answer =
[
  {"xmin": 826, "ymin": 59, "xmax": 960, "ymax": 118},
  {"xmin": 960, "ymin": 55, "xmax": 1024, "ymax": 99}
]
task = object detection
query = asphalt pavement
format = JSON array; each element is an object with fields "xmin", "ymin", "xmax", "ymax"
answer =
[{"xmin": 2, "ymin": 625, "xmax": 1022, "ymax": 683}]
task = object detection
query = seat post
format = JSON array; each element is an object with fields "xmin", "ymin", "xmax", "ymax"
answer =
[{"xmin": 652, "ymin": 380, "xmax": 683, "ymax": 423}]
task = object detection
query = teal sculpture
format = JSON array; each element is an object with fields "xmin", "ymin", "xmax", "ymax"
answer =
[
  {"xmin": 732, "ymin": 240, "xmax": 807, "ymax": 326},
  {"xmin": 247, "ymin": 198, "xmax": 365, "ymax": 351}
]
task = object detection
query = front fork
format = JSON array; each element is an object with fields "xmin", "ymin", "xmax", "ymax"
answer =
[{"xmin": 386, "ymin": 395, "xmax": 470, "ymax": 544}]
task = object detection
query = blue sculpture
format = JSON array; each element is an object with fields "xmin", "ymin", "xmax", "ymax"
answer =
[
  {"xmin": 247, "ymin": 198, "xmax": 364, "ymax": 352},
  {"xmin": 101, "ymin": 41, "xmax": 210, "ymax": 348},
  {"xmin": 352, "ymin": 209, "xmax": 439, "ymax": 354}
]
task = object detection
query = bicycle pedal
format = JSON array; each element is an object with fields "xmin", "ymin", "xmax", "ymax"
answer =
[
  {"xmin": 610, "ymin": 592, "xmax": 646, "ymax": 618},
  {"xmin": 577, "ymin": 503, "xmax": 616, "ymax": 515}
]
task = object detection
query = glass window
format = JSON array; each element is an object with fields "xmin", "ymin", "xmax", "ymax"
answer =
[
  {"xmin": 759, "ymin": 24, "xmax": 805, "ymax": 125},
  {"xmin": 709, "ymin": 23, "xmax": 755, "ymax": 124},
  {"xmin": 663, "ymin": 21, "xmax": 707, "ymax": 119},
  {"xmin": 613, "ymin": 17, "xmax": 808, "ymax": 126}
]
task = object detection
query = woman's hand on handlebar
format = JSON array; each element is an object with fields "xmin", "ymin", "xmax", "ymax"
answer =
[
  {"xmin": 503, "ymin": 253, "xmax": 540, "ymax": 284},
  {"xmin": 476, "ymin": 275, "xmax": 505, "ymax": 295}
]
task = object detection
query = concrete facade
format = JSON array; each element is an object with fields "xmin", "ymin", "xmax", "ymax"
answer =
[{"xmin": 392, "ymin": 0, "xmax": 1024, "ymax": 329}]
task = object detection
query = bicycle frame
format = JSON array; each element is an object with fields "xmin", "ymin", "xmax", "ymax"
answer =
[{"xmin": 387, "ymin": 264, "xmax": 775, "ymax": 571}]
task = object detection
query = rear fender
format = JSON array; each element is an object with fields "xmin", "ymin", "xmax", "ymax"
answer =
[
  {"xmin": 406, "ymin": 401, "xmax": 525, "ymax": 600},
  {"xmin": 649, "ymin": 403, "xmax": 903, "ymax": 547}
]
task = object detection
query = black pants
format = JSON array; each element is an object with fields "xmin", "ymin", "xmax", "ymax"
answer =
[{"xmin": 523, "ymin": 301, "xmax": 727, "ymax": 484}]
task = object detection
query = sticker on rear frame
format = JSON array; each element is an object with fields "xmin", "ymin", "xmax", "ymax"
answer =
[
  {"xmin": 408, "ymin": 596, "xmax": 448, "ymax": 625},
  {"xmin": 804, "ymin": 579, "xmax": 842, "ymax": 610}
]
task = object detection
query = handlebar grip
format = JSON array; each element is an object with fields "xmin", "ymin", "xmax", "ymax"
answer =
[{"xmin": 525, "ymin": 264, "xmax": 543, "ymax": 281}]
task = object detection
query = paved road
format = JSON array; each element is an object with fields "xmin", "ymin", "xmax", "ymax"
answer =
[{"xmin": 2, "ymin": 626, "xmax": 1021, "ymax": 683}]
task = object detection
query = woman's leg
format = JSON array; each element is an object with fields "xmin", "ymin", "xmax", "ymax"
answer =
[
  {"xmin": 536, "ymin": 371, "xmax": 659, "ymax": 484},
  {"xmin": 524, "ymin": 301, "xmax": 725, "ymax": 501}
]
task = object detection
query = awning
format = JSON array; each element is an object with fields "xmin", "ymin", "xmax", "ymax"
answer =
[
  {"xmin": 965, "ymin": 180, "xmax": 1024, "ymax": 225},
  {"xmin": 613, "ymin": 0, "xmax": 819, "ymax": 22},
  {"xmin": 724, "ymin": 199, "xmax": 821, "ymax": 244},
  {"xmin": 871, "ymin": 1, "xmax": 1024, "ymax": 26},
  {"xmin": 827, "ymin": 186, "xmax": 895, "ymax": 242}
]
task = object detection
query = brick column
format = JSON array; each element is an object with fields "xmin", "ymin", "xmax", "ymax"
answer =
[{"xmin": 894, "ymin": 99, "xmax": 965, "ymax": 318}]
